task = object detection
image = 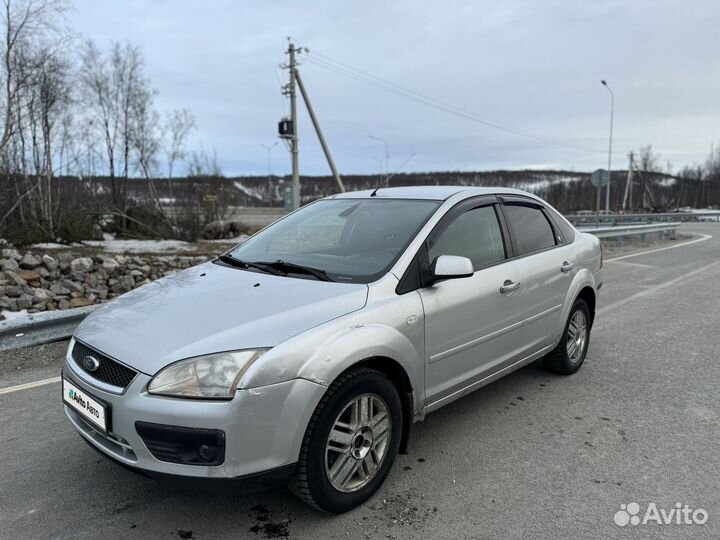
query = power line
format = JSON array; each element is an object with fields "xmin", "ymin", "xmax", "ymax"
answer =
[
  {"xmin": 304, "ymin": 50, "xmax": 605, "ymax": 155},
  {"xmin": 307, "ymin": 52, "xmax": 599, "ymax": 153}
]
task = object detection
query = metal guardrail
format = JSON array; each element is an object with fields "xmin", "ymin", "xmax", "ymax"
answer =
[
  {"xmin": 0, "ymin": 305, "xmax": 97, "ymax": 352},
  {"xmin": 578, "ymin": 222, "xmax": 681, "ymax": 242},
  {"xmin": 567, "ymin": 211, "xmax": 720, "ymax": 224}
]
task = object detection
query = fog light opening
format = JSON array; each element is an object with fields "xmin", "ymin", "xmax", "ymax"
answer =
[{"xmin": 198, "ymin": 444, "xmax": 216, "ymax": 462}]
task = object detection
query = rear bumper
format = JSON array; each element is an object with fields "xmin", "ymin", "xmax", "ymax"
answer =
[{"xmin": 62, "ymin": 358, "xmax": 326, "ymax": 480}]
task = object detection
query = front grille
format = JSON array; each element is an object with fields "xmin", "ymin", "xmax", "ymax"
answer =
[{"xmin": 71, "ymin": 340, "xmax": 137, "ymax": 389}]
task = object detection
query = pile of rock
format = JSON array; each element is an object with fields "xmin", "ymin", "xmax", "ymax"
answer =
[{"xmin": 0, "ymin": 247, "xmax": 209, "ymax": 316}]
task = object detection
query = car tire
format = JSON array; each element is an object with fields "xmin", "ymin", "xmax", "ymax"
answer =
[
  {"xmin": 542, "ymin": 298, "xmax": 591, "ymax": 375},
  {"xmin": 291, "ymin": 367, "xmax": 403, "ymax": 513}
]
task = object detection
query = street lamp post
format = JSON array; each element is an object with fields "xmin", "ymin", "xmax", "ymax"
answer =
[
  {"xmin": 601, "ymin": 80, "xmax": 614, "ymax": 214},
  {"xmin": 261, "ymin": 142, "xmax": 279, "ymax": 206},
  {"xmin": 371, "ymin": 157, "xmax": 384, "ymax": 186},
  {"xmin": 368, "ymin": 135, "xmax": 390, "ymax": 186}
]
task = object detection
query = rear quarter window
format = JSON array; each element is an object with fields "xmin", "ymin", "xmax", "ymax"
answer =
[{"xmin": 544, "ymin": 206, "xmax": 576, "ymax": 243}]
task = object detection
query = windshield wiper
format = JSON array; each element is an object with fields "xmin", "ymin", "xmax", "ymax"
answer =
[
  {"xmin": 254, "ymin": 260, "xmax": 334, "ymax": 282},
  {"xmin": 217, "ymin": 254, "xmax": 285, "ymax": 276}
]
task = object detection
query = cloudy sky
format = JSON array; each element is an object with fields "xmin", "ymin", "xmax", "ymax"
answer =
[{"xmin": 71, "ymin": 0, "xmax": 720, "ymax": 176}]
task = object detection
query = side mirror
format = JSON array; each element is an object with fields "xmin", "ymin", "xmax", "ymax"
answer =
[{"xmin": 431, "ymin": 255, "xmax": 474, "ymax": 282}]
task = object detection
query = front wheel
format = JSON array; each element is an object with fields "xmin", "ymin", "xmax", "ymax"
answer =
[
  {"xmin": 292, "ymin": 367, "xmax": 402, "ymax": 513},
  {"xmin": 542, "ymin": 298, "xmax": 591, "ymax": 374}
]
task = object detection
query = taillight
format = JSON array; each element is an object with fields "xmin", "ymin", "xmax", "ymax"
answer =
[{"xmin": 600, "ymin": 242, "xmax": 604, "ymax": 269}]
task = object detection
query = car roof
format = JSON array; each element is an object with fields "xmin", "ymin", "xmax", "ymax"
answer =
[{"xmin": 327, "ymin": 185, "xmax": 540, "ymax": 201}]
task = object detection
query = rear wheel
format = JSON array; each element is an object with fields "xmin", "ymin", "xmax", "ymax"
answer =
[
  {"xmin": 542, "ymin": 298, "xmax": 591, "ymax": 374},
  {"xmin": 292, "ymin": 367, "xmax": 402, "ymax": 513}
]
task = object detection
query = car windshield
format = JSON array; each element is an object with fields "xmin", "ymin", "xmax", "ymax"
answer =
[{"xmin": 228, "ymin": 198, "xmax": 440, "ymax": 283}]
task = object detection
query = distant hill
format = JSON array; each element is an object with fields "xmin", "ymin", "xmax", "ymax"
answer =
[
  {"xmin": 228, "ymin": 169, "xmax": 683, "ymax": 212},
  {"xmin": 41, "ymin": 168, "xmax": 703, "ymax": 214}
]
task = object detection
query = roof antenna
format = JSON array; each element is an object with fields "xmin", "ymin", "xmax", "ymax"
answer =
[{"xmin": 370, "ymin": 187, "xmax": 379, "ymax": 197}]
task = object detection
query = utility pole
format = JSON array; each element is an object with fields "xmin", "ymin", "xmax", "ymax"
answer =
[
  {"xmin": 622, "ymin": 151, "xmax": 634, "ymax": 211},
  {"xmin": 261, "ymin": 142, "xmax": 278, "ymax": 207},
  {"xmin": 384, "ymin": 152, "xmax": 417, "ymax": 187},
  {"xmin": 368, "ymin": 135, "xmax": 390, "ymax": 186},
  {"xmin": 703, "ymin": 142, "xmax": 713, "ymax": 208},
  {"xmin": 372, "ymin": 157, "xmax": 384, "ymax": 186},
  {"xmin": 601, "ymin": 80, "xmax": 614, "ymax": 214},
  {"xmin": 288, "ymin": 42, "xmax": 300, "ymax": 210},
  {"xmin": 280, "ymin": 41, "xmax": 345, "ymax": 209}
]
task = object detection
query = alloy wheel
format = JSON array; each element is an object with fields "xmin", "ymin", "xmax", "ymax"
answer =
[
  {"xmin": 566, "ymin": 309, "xmax": 588, "ymax": 363},
  {"xmin": 324, "ymin": 393, "xmax": 391, "ymax": 493}
]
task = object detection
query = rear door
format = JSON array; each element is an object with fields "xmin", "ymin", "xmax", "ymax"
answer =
[
  {"xmin": 499, "ymin": 198, "xmax": 576, "ymax": 352},
  {"xmin": 417, "ymin": 198, "xmax": 530, "ymax": 405}
]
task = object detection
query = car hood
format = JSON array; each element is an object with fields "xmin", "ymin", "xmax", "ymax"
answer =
[{"xmin": 74, "ymin": 261, "xmax": 368, "ymax": 375}]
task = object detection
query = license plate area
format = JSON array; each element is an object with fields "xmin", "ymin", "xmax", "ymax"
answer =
[{"xmin": 63, "ymin": 378, "xmax": 110, "ymax": 432}]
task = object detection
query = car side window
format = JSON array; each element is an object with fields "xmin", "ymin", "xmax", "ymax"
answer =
[
  {"xmin": 503, "ymin": 203, "xmax": 557, "ymax": 255},
  {"xmin": 427, "ymin": 205, "xmax": 505, "ymax": 270}
]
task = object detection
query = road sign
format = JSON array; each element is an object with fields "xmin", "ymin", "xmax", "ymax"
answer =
[{"xmin": 591, "ymin": 169, "xmax": 609, "ymax": 188}]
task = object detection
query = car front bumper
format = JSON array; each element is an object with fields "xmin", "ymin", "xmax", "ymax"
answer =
[{"xmin": 62, "ymin": 356, "xmax": 327, "ymax": 481}]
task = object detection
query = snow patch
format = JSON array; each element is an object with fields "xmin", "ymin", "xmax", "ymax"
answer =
[
  {"xmin": 205, "ymin": 234, "xmax": 250, "ymax": 245},
  {"xmin": 233, "ymin": 181, "xmax": 264, "ymax": 201},
  {"xmin": 31, "ymin": 242, "xmax": 77, "ymax": 249},
  {"xmin": 82, "ymin": 238, "xmax": 196, "ymax": 253},
  {"xmin": 1, "ymin": 309, "xmax": 28, "ymax": 322}
]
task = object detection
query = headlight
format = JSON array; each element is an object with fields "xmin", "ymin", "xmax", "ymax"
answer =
[{"xmin": 148, "ymin": 349, "xmax": 269, "ymax": 399}]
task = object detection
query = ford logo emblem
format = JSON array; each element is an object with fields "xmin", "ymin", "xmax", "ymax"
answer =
[{"xmin": 83, "ymin": 356, "xmax": 100, "ymax": 372}]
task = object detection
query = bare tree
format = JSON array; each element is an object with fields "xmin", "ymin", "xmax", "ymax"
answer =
[
  {"xmin": 163, "ymin": 108, "xmax": 194, "ymax": 179},
  {"xmin": 160, "ymin": 107, "xmax": 194, "ymax": 222},
  {"xmin": 1, "ymin": 0, "xmax": 67, "ymax": 155},
  {"xmin": 79, "ymin": 40, "xmax": 117, "ymax": 203},
  {"xmin": 701, "ymin": 143, "xmax": 719, "ymax": 209},
  {"xmin": 0, "ymin": 0, "xmax": 70, "ymax": 237},
  {"xmin": 31, "ymin": 48, "xmax": 71, "ymax": 233},
  {"xmin": 79, "ymin": 39, "xmax": 152, "ymax": 217},
  {"xmin": 0, "ymin": 4, "xmax": 213, "ymax": 244},
  {"xmin": 634, "ymin": 145, "xmax": 662, "ymax": 209},
  {"xmin": 187, "ymin": 144, "xmax": 221, "ymax": 178}
]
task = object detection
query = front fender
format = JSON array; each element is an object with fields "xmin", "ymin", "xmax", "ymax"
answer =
[
  {"xmin": 239, "ymin": 289, "xmax": 426, "ymax": 415},
  {"xmin": 295, "ymin": 323, "xmax": 423, "ymax": 404}
]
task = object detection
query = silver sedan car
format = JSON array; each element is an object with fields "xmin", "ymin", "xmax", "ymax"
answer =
[{"xmin": 62, "ymin": 186, "xmax": 602, "ymax": 512}]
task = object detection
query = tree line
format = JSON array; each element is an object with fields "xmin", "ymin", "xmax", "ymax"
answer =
[{"xmin": 0, "ymin": 0, "xmax": 219, "ymax": 244}]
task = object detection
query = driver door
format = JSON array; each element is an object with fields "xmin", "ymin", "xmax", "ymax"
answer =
[{"xmin": 419, "ymin": 200, "xmax": 529, "ymax": 407}]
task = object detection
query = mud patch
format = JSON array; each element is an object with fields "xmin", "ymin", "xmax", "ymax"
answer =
[
  {"xmin": 369, "ymin": 488, "xmax": 437, "ymax": 529},
  {"xmin": 249, "ymin": 504, "xmax": 291, "ymax": 538}
]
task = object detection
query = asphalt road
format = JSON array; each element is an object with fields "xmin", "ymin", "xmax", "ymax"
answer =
[{"xmin": 1, "ymin": 223, "xmax": 719, "ymax": 539}]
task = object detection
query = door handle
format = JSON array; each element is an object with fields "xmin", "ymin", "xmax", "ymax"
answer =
[
  {"xmin": 561, "ymin": 261, "xmax": 575, "ymax": 273},
  {"xmin": 500, "ymin": 280, "xmax": 520, "ymax": 294}
]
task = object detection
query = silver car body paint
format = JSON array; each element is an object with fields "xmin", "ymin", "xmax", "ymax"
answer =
[
  {"xmin": 66, "ymin": 186, "xmax": 602, "ymax": 479},
  {"xmin": 74, "ymin": 263, "xmax": 369, "ymax": 374}
]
